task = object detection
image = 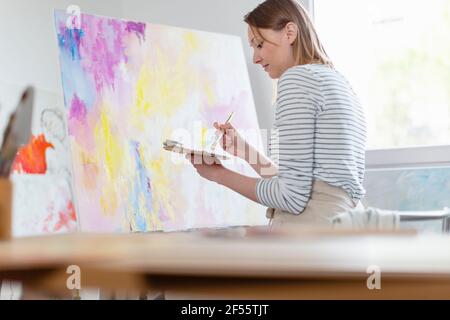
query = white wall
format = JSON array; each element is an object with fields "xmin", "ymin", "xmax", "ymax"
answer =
[
  {"xmin": 0, "ymin": 0, "xmax": 311, "ymax": 138},
  {"xmin": 0, "ymin": 0, "xmax": 124, "ymax": 142},
  {"xmin": 0, "ymin": 0, "xmax": 124, "ymax": 93}
]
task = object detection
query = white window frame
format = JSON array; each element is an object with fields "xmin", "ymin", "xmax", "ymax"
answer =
[
  {"xmin": 366, "ymin": 146, "xmax": 450, "ymax": 170},
  {"xmin": 311, "ymin": 0, "xmax": 450, "ymax": 171}
]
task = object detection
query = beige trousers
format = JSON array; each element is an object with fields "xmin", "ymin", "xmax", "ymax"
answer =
[{"xmin": 266, "ymin": 180, "xmax": 364, "ymax": 229}]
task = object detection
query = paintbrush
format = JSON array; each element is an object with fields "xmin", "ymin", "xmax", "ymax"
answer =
[
  {"xmin": 210, "ymin": 111, "xmax": 234, "ymax": 152},
  {"xmin": 0, "ymin": 87, "xmax": 34, "ymax": 177}
]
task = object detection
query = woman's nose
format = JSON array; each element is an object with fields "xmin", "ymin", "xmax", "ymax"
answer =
[{"xmin": 253, "ymin": 51, "xmax": 262, "ymax": 65}]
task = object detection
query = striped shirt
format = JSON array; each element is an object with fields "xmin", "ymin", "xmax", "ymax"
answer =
[{"xmin": 256, "ymin": 64, "xmax": 366, "ymax": 214}]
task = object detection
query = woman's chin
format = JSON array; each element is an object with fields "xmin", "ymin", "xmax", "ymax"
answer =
[{"xmin": 268, "ymin": 71, "xmax": 279, "ymax": 79}]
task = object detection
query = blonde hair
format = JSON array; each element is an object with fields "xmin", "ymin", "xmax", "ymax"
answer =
[{"xmin": 244, "ymin": 0, "xmax": 333, "ymax": 67}]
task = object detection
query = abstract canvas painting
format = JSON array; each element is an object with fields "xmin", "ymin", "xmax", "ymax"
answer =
[{"xmin": 54, "ymin": 11, "xmax": 266, "ymax": 232}]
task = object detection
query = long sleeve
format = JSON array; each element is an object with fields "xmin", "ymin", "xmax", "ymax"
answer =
[{"xmin": 256, "ymin": 67, "xmax": 323, "ymax": 214}]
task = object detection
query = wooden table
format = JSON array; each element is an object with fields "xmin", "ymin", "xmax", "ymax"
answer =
[{"xmin": 1, "ymin": 227, "xmax": 450, "ymax": 299}]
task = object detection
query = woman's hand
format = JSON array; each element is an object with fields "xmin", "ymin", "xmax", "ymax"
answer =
[
  {"xmin": 185, "ymin": 153, "xmax": 259, "ymax": 203},
  {"xmin": 213, "ymin": 122, "xmax": 278, "ymax": 179},
  {"xmin": 186, "ymin": 154, "xmax": 227, "ymax": 184},
  {"xmin": 213, "ymin": 122, "xmax": 248, "ymax": 159}
]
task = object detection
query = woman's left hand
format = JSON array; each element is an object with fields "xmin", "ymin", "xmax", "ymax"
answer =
[{"xmin": 186, "ymin": 154, "xmax": 227, "ymax": 184}]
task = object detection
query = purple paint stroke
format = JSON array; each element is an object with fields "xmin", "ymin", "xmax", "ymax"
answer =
[
  {"xmin": 78, "ymin": 16, "xmax": 130, "ymax": 92},
  {"xmin": 202, "ymin": 91, "xmax": 250, "ymax": 129},
  {"xmin": 125, "ymin": 21, "xmax": 146, "ymax": 41},
  {"xmin": 69, "ymin": 94, "xmax": 87, "ymax": 122},
  {"xmin": 61, "ymin": 14, "xmax": 146, "ymax": 93},
  {"xmin": 109, "ymin": 19, "xmax": 129, "ymax": 65}
]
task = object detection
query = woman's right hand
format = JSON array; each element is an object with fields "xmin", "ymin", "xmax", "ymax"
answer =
[{"xmin": 213, "ymin": 122, "xmax": 247, "ymax": 159}]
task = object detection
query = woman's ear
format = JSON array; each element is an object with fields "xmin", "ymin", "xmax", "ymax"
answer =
[{"xmin": 285, "ymin": 22, "xmax": 298, "ymax": 45}]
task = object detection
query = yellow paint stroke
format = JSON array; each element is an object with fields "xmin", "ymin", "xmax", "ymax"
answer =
[
  {"xmin": 132, "ymin": 50, "xmax": 189, "ymax": 119},
  {"xmin": 181, "ymin": 32, "xmax": 217, "ymax": 108},
  {"xmin": 94, "ymin": 107, "xmax": 125, "ymax": 215},
  {"xmin": 203, "ymin": 81, "xmax": 216, "ymax": 107},
  {"xmin": 201, "ymin": 126, "xmax": 208, "ymax": 149},
  {"xmin": 131, "ymin": 30, "xmax": 206, "ymax": 131},
  {"xmin": 100, "ymin": 184, "xmax": 119, "ymax": 216},
  {"xmin": 94, "ymin": 109, "xmax": 124, "ymax": 181},
  {"xmin": 183, "ymin": 31, "xmax": 199, "ymax": 52},
  {"xmin": 145, "ymin": 154, "xmax": 177, "ymax": 225},
  {"xmin": 175, "ymin": 31, "xmax": 201, "ymax": 82},
  {"xmin": 135, "ymin": 65, "xmax": 152, "ymax": 114}
]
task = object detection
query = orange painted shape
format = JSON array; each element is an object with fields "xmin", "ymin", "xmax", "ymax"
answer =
[{"xmin": 12, "ymin": 134, "xmax": 54, "ymax": 174}]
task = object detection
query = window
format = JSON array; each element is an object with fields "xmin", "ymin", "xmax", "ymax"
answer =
[{"xmin": 314, "ymin": 0, "xmax": 450, "ymax": 149}]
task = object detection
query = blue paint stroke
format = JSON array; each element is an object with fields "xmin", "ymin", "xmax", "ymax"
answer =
[
  {"xmin": 58, "ymin": 28, "xmax": 85, "ymax": 60},
  {"xmin": 130, "ymin": 141, "xmax": 153, "ymax": 231},
  {"xmin": 54, "ymin": 12, "xmax": 96, "ymax": 111}
]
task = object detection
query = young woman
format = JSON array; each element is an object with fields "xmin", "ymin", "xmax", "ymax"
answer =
[{"xmin": 188, "ymin": 0, "xmax": 366, "ymax": 228}]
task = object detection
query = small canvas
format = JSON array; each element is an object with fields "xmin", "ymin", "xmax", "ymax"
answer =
[{"xmin": 0, "ymin": 81, "xmax": 77, "ymax": 237}]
